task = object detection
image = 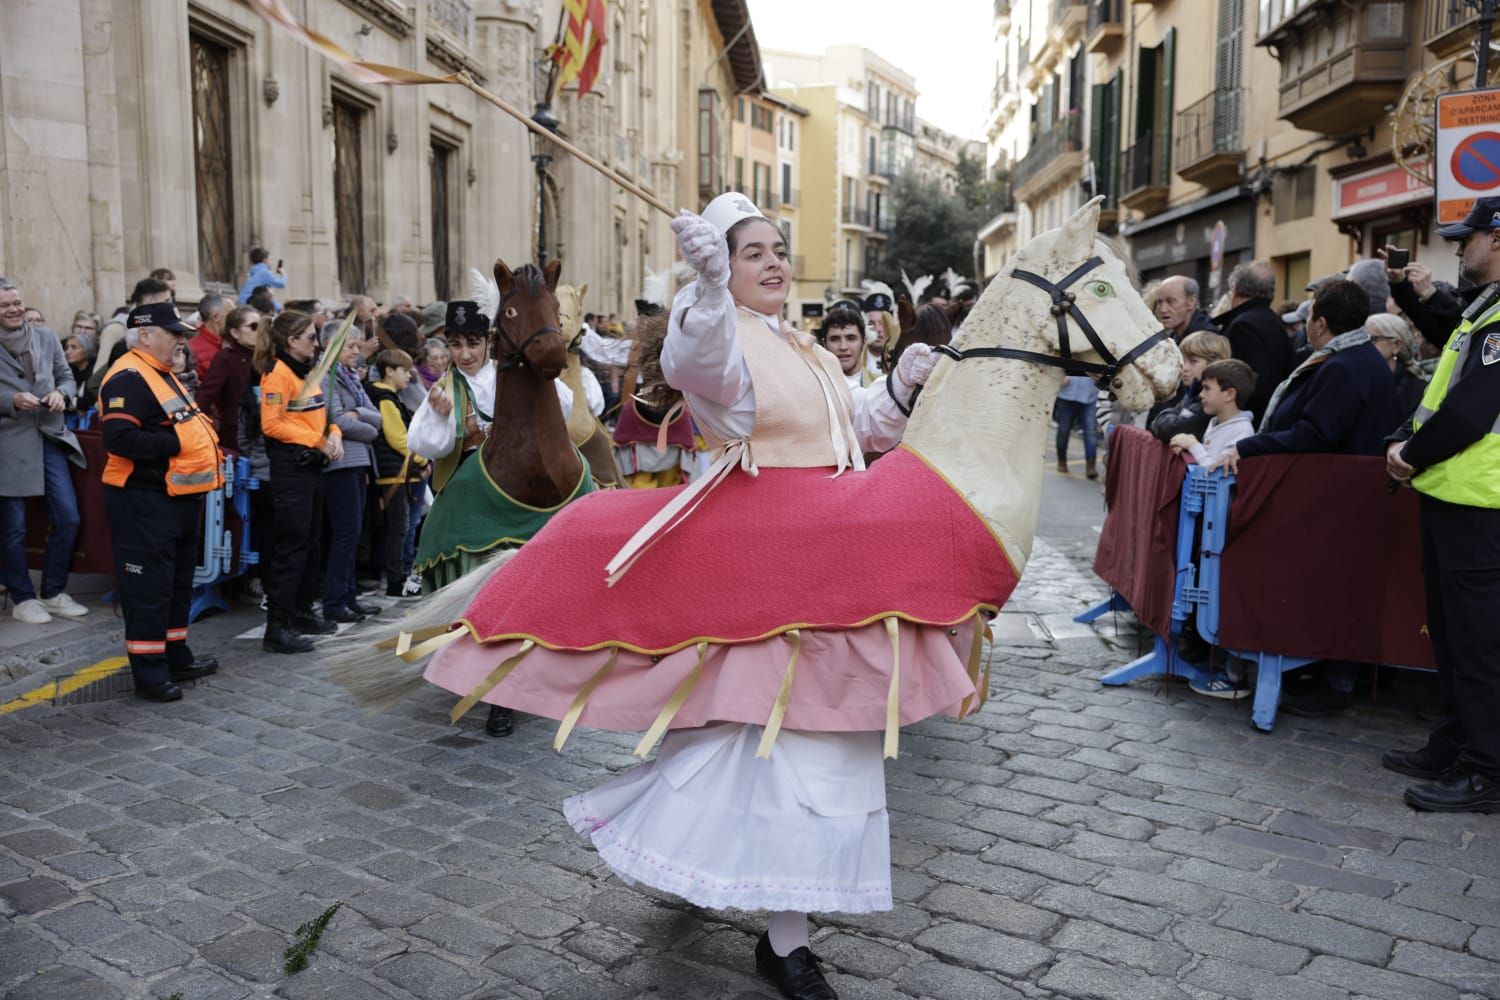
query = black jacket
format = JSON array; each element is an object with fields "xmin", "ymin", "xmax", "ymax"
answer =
[
  {"xmin": 1391, "ymin": 281, "xmax": 1500, "ymax": 473},
  {"xmin": 1238, "ymin": 341, "xmax": 1402, "ymax": 459},
  {"xmin": 1215, "ymin": 298, "xmax": 1294, "ymax": 425},
  {"xmin": 1148, "ymin": 381, "xmax": 1210, "ymax": 444},
  {"xmin": 1391, "ymin": 279, "xmax": 1464, "ymax": 352},
  {"xmin": 1174, "ymin": 309, "xmax": 1219, "ymax": 341}
]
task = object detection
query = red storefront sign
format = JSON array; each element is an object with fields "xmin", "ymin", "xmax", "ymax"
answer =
[{"xmin": 1332, "ymin": 160, "xmax": 1432, "ymax": 221}]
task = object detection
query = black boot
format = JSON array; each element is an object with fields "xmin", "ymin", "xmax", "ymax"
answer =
[
  {"xmin": 324, "ymin": 605, "xmax": 365, "ymax": 624},
  {"xmin": 1382, "ymin": 744, "xmax": 1456, "ymax": 781},
  {"xmin": 349, "ymin": 598, "xmax": 382, "ymax": 617},
  {"xmin": 1404, "ymin": 769, "xmax": 1500, "ymax": 813},
  {"xmin": 265, "ymin": 616, "xmax": 315, "ymax": 654},
  {"xmin": 485, "ymin": 705, "xmax": 514, "ymax": 737},
  {"xmin": 755, "ymin": 932, "xmax": 837, "ymax": 999},
  {"xmin": 291, "ymin": 609, "xmax": 338, "ymax": 635},
  {"xmin": 169, "ymin": 657, "xmax": 219, "ymax": 682}
]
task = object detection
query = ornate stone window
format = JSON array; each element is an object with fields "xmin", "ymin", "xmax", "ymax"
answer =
[
  {"xmin": 332, "ymin": 98, "xmax": 367, "ymax": 295},
  {"xmin": 430, "ymin": 138, "xmax": 456, "ymax": 300},
  {"xmin": 190, "ymin": 34, "xmax": 236, "ymax": 286}
]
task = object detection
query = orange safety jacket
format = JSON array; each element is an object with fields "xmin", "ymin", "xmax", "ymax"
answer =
[
  {"xmin": 99, "ymin": 349, "xmax": 224, "ymax": 496},
  {"xmin": 260, "ymin": 357, "xmax": 340, "ymax": 449}
]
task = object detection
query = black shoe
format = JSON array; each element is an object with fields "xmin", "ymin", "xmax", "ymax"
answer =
[
  {"xmin": 385, "ymin": 581, "xmax": 407, "ymax": 598},
  {"xmin": 349, "ymin": 598, "xmax": 381, "ymax": 617},
  {"xmin": 1280, "ymin": 686, "xmax": 1354, "ymax": 718},
  {"xmin": 754, "ymin": 932, "xmax": 837, "ymax": 1000},
  {"xmin": 291, "ymin": 611, "xmax": 338, "ymax": 635},
  {"xmin": 135, "ymin": 680, "xmax": 183, "ymax": 703},
  {"xmin": 264, "ymin": 623, "xmax": 316, "ymax": 654},
  {"xmin": 324, "ymin": 605, "xmax": 365, "ymax": 624},
  {"xmin": 1404, "ymin": 769, "xmax": 1500, "ymax": 813},
  {"xmin": 169, "ymin": 657, "xmax": 219, "ymax": 683},
  {"xmin": 485, "ymin": 705, "xmax": 515, "ymax": 738},
  {"xmin": 1382, "ymin": 745, "xmax": 1455, "ymax": 781}
]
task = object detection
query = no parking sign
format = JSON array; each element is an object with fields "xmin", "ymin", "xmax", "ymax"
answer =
[{"xmin": 1436, "ymin": 88, "xmax": 1500, "ymax": 224}]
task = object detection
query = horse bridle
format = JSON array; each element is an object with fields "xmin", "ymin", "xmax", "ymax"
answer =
[
  {"xmin": 493, "ymin": 287, "xmax": 562, "ymax": 370},
  {"xmin": 888, "ymin": 256, "xmax": 1171, "ymax": 417}
]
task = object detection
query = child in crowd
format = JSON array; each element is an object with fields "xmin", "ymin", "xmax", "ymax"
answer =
[
  {"xmin": 1169, "ymin": 358, "xmax": 1259, "ymax": 701},
  {"xmin": 1148, "ymin": 330, "xmax": 1230, "ymax": 444},
  {"xmin": 1169, "ymin": 359, "xmax": 1257, "ymax": 467},
  {"xmin": 367, "ymin": 349, "xmax": 428, "ymax": 598}
]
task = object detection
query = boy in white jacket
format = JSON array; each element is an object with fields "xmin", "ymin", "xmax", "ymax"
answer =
[{"xmin": 1170, "ymin": 359, "xmax": 1257, "ymax": 466}]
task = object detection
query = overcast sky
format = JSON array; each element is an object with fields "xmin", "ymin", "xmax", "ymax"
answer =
[{"xmin": 746, "ymin": 0, "xmax": 994, "ymax": 140}]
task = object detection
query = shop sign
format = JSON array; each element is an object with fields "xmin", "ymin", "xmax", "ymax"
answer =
[{"xmin": 1332, "ymin": 159, "xmax": 1432, "ymax": 221}]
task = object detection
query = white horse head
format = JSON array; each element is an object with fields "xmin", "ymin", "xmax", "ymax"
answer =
[{"xmin": 956, "ymin": 197, "xmax": 1181, "ymax": 412}]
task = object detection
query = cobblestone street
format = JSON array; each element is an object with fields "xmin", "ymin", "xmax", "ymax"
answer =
[{"xmin": 2, "ymin": 470, "xmax": 1499, "ymax": 1000}]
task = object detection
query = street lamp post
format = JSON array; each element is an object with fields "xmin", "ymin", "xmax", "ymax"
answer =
[{"xmin": 531, "ymin": 103, "xmax": 561, "ymax": 265}]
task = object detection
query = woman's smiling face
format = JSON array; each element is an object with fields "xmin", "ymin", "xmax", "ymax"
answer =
[{"xmin": 727, "ymin": 219, "xmax": 790, "ymax": 315}]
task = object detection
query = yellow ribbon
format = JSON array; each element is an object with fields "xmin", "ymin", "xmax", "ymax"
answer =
[
  {"xmin": 958, "ymin": 613, "xmax": 985, "ymax": 720},
  {"xmin": 634, "ymin": 643, "xmax": 708, "ymax": 757},
  {"xmin": 981, "ymin": 623, "xmax": 994, "ymax": 707},
  {"xmin": 884, "ymin": 617, "xmax": 901, "ymax": 759},
  {"xmin": 449, "ymin": 640, "xmax": 535, "ymax": 723},
  {"xmin": 755, "ymin": 630, "xmax": 802, "ymax": 759},
  {"xmin": 553, "ymin": 649, "xmax": 620, "ymax": 752},
  {"xmin": 391, "ymin": 622, "xmax": 459, "ymax": 656},
  {"xmin": 399, "ymin": 627, "xmax": 468, "ymax": 663}
]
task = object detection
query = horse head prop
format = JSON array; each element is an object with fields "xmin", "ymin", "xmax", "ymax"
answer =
[
  {"xmin": 493, "ymin": 258, "xmax": 567, "ymax": 379},
  {"xmin": 555, "ymin": 282, "xmax": 589, "ymax": 353},
  {"xmin": 886, "ymin": 298, "xmax": 953, "ymax": 374},
  {"xmin": 924, "ymin": 196, "xmax": 1180, "ymax": 414}
]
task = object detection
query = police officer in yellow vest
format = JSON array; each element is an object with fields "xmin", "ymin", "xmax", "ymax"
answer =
[
  {"xmin": 1385, "ymin": 197, "xmax": 1500, "ymax": 813},
  {"xmin": 99, "ymin": 301, "xmax": 224, "ymax": 702}
]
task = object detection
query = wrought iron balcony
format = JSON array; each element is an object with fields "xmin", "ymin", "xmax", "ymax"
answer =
[
  {"xmin": 1175, "ymin": 89, "xmax": 1244, "ymax": 191},
  {"xmin": 1086, "ymin": 0, "xmax": 1126, "ymax": 54},
  {"xmin": 1121, "ymin": 131, "xmax": 1171, "ymax": 215},
  {"xmin": 842, "ymin": 205, "xmax": 871, "ymax": 227},
  {"xmin": 1012, "ymin": 116, "xmax": 1084, "ymax": 201},
  {"xmin": 1258, "ymin": 0, "xmax": 1414, "ymax": 133}
]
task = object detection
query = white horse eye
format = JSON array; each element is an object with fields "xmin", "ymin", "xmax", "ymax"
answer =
[
  {"xmin": 1088, "ymin": 281, "xmax": 1113, "ymax": 298},
  {"xmin": 505, "ymin": 306, "xmax": 519, "ymax": 319}
]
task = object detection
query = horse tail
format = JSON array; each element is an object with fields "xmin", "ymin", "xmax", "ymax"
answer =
[{"xmin": 323, "ymin": 549, "xmax": 520, "ymax": 708}]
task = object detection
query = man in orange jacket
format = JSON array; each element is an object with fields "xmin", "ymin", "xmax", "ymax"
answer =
[{"xmin": 98, "ymin": 302, "xmax": 224, "ymax": 701}]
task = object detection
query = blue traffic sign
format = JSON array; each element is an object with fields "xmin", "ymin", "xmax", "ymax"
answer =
[{"xmin": 1451, "ymin": 131, "xmax": 1500, "ymax": 191}]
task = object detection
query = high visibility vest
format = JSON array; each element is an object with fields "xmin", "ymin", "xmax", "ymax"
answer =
[
  {"xmin": 1411, "ymin": 293, "xmax": 1500, "ymax": 508},
  {"xmin": 100, "ymin": 350, "xmax": 224, "ymax": 496}
]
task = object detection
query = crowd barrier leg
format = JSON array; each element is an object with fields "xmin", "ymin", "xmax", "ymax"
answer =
[
  {"xmin": 190, "ymin": 457, "xmax": 238, "ymax": 623},
  {"xmin": 1100, "ymin": 465, "xmax": 1211, "ymax": 690},
  {"xmin": 1074, "ymin": 592, "xmax": 1131, "ymax": 624}
]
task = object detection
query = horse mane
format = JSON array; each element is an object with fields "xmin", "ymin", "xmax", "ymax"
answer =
[
  {"xmin": 508, "ymin": 263, "xmax": 549, "ymax": 300},
  {"xmin": 629, "ymin": 314, "xmax": 680, "ymax": 418}
]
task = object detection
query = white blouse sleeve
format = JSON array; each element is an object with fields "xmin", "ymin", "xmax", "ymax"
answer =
[
  {"xmin": 406, "ymin": 393, "xmax": 456, "ymax": 461},
  {"xmin": 579, "ymin": 366, "xmax": 605, "ymax": 417},
  {"xmin": 554, "ymin": 378, "xmax": 574, "ymax": 419},
  {"xmin": 661, "ymin": 281, "xmax": 755, "ymax": 440},
  {"xmin": 578, "ymin": 329, "xmax": 634, "ymax": 368},
  {"xmin": 849, "ymin": 374, "xmax": 913, "ymax": 454}
]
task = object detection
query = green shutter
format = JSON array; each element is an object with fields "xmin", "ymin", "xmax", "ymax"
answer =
[{"xmin": 1158, "ymin": 28, "xmax": 1176, "ymax": 185}]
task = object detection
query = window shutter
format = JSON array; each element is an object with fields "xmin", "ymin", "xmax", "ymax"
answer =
[{"xmin": 1158, "ymin": 28, "xmax": 1176, "ymax": 185}]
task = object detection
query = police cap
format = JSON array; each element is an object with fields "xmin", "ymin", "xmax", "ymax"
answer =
[
  {"xmin": 861, "ymin": 291, "xmax": 893, "ymax": 313},
  {"xmin": 127, "ymin": 301, "xmax": 195, "ymax": 337}
]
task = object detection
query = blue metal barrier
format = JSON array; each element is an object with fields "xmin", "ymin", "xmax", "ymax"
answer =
[
  {"xmin": 1082, "ymin": 464, "xmax": 1315, "ymax": 732},
  {"xmin": 188, "ymin": 455, "xmax": 261, "ymax": 622}
]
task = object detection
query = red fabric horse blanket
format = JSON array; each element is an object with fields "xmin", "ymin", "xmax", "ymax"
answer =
[{"xmin": 459, "ymin": 446, "xmax": 1018, "ymax": 653}]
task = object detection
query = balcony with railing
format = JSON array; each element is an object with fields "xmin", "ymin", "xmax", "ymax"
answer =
[
  {"xmin": 781, "ymin": 186, "xmax": 799, "ymax": 207},
  {"xmin": 843, "ymin": 269, "xmax": 865, "ymax": 290},
  {"xmin": 1011, "ymin": 115, "xmax": 1084, "ymax": 202},
  {"xmin": 1175, "ymin": 88, "xmax": 1244, "ymax": 191},
  {"xmin": 1425, "ymin": 0, "xmax": 1481, "ymax": 57},
  {"xmin": 882, "ymin": 110, "xmax": 916, "ymax": 134},
  {"xmin": 1121, "ymin": 130, "xmax": 1172, "ymax": 215},
  {"xmin": 1086, "ymin": 0, "xmax": 1125, "ymax": 54},
  {"xmin": 1258, "ymin": 0, "xmax": 1414, "ymax": 133},
  {"xmin": 841, "ymin": 204, "xmax": 871, "ymax": 228},
  {"xmin": 1051, "ymin": 0, "xmax": 1086, "ymax": 34}
]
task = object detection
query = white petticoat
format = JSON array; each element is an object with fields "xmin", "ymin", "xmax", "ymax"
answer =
[{"xmin": 563, "ymin": 723, "xmax": 892, "ymax": 914}]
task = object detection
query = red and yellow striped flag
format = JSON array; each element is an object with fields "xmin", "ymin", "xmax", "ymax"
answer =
[{"xmin": 552, "ymin": 0, "xmax": 608, "ymax": 97}]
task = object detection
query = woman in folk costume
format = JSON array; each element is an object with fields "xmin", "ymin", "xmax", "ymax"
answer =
[{"xmin": 417, "ymin": 192, "xmax": 985, "ymax": 1000}]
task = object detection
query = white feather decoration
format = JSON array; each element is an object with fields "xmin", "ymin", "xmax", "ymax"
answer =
[
  {"xmin": 467, "ymin": 267, "xmax": 500, "ymax": 324},
  {"xmin": 941, "ymin": 267, "xmax": 971, "ymax": 299},
  {"xmin": 641, "ymin": 267, "xmax": 669, "ymax": 308},
  {"xmin": 901, "ymin": 268, "xmax": 933, "ymax": 304},
  {"xmin": 859, "ymin": 278, "xmax": 896, "ymax": 301}
]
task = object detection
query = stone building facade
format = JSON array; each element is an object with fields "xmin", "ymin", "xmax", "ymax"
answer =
[{"xmin": 0, "ymin": 0, "xmax": 760, "ymax": 323}]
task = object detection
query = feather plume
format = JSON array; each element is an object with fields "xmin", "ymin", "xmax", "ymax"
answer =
[
  {"xmin": 467, "ymin": 267, "xmax": 500, "ymax": 325},
  {"xmin": 641, "ymin": 267, "xmax": 669, "ymax": 308},
  {"xmin": 859, "ymin": 278, "xmax": 896, "ymax": 301},
  {"xmin": 901, "ymin": 269, "xmax": 933, "ymax": 304},
  {"xmin": 941, "ymin": 267, "xmax": 971, "ymax": 299}
]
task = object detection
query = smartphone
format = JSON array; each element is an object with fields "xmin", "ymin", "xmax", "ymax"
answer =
[
  {"xmin": 1387, "ymin": 247, "xmax": 1409, "ymax": 270},
  {"xmin": 276, "ymin": 258, "xmax": 284, "ymax": 270}
]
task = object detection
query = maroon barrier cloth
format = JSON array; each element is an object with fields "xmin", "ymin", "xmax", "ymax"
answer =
[
  {"xmin": 25, "ymin": 430, "xmax": 114, "ymax": 576},
  {"xmin": 1218, "ymin": 454, "xmax": 1433, "ymax": 670},
  {"xmin": 1092, "ymin": 426, "xmax": 1183, "ymax": 639}
]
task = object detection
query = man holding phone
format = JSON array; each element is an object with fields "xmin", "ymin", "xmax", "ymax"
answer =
[
  {"xmin": 1384, "ymin": 197, "xmax": 1500, "ymax": 812},
  {"xmin": 237, "ymin": 246, "xmax": 287, "ymax": 306}
]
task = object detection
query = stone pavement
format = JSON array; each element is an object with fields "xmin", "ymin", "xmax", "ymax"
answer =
[{"xmin": 2, "ymin": 539, "xmax": 1499, "ymax": 1000}]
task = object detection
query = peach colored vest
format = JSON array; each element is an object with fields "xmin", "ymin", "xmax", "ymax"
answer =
[{"xmin": 731, "ymin": 309, "xmax": 860, "ymax": 469}]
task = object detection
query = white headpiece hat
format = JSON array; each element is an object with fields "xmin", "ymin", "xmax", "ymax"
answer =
[{"xmin": 701, "ymin": 192, "xmax": 766, "ymax": 237}]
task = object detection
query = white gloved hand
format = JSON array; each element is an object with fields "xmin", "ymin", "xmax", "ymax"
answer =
[
  {"xmin": 670, "ymin": 211, "xmax": 730, "ymax": 288},
  {"xmin": 895, "ymin": 342, "xmax": 937, "ymax": 390}
]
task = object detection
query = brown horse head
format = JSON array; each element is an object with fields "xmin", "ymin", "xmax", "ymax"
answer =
[
  {"xmin": 886, "ymin": 301, "xmax": 953, "ymax": 372},
  {"xmin": 493, "ymin": 258, "xmax": 567, "ymax": 377}
]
